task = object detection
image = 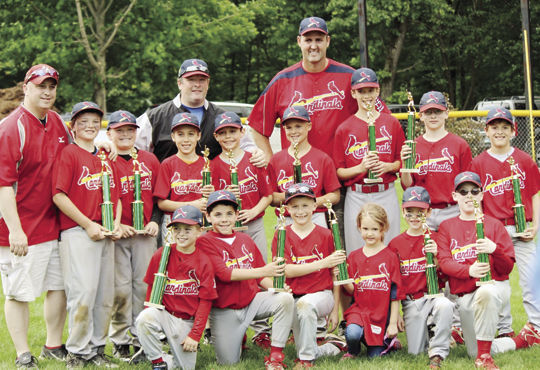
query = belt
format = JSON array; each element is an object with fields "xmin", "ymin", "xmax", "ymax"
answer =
[
  {"xmin": 431, "ymin": 202, "xmax": 455, "ymax": 209},
  {"xmin": 171, "ymin": 311, "xmax": 194, "ymax": 320},
  {"xmin": 407, "ymin": 291, "xmax": 425, "ymax": 300},
  {"xmin": 351, "ymin": 183, "xmax": 390, "ymax": 193}
]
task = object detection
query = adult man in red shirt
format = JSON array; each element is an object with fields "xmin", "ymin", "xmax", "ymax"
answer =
[{"xmin": 0, "ymin": 64, "xmax": 70, "ymax": 367}]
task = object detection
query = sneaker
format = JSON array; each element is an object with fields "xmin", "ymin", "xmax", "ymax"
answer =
[
  {"xmin": 293, "ymin": 359, "xmax": 314, "ymax": 369},
  {"xmin": 380, "ymin": 336, "xmax": 402, "ymax": 356},
  {"xmin": 515, "ymin": 323, "xmax": 540, "ymax": 347},
  {"xmin": 66, "ymin": 353, "xmax": 87, "ymax": 369},
  {"xmin": 322, "ymin": 337, "xmax": 347, "ymax": 354},
  {"xmin": 40, "ymin": 345, "xmax": 68, "ymax": 361},
  {"xmin": 112, "ymin": 344, "xmax": 131, "ymax": 361},
  {"xmin": 429, "ymin": 355, "xmax": 443, "ymax": 369},
  {"xmin": 264, "ymin": 351, "xmax": 285, "ymax": 370},
  {"xmin": 203, "ymin": 327, "xmax": 212, "ymax": 345},
  {"xmin": 15, "ymin": 352, "xmax": 38, "ymax": 369},
  {"xmin": 474, "ymin": 353, "xmax": 499, "ymax": 369},
  {"xmin": 129, "ymin": 346, "xmax": 148, "ymax": 365},
  {"xmin": 496, "ymin": 331, "xmax": 515, "ymax": 338},
  {"xmin": 152, "ymin": 361, "xmax": 168, "ymax": 370},
  {"xmin": 340, "ymin": 353, "xmax": 356, "ymax": 361},
  {"xmin": 253, "ymin": 332, "xmax": 272, "ymax": 349},
  {"xmin": 89, "ymin": 353, "xmax": 119, "ymax": 368},
  {"xmin": 451, "ymin": 326, "xmax": 464, "ymax": 345},
  {"xmin": 338, "ymin": 320, "xmax": 347, "ymax": 337}
]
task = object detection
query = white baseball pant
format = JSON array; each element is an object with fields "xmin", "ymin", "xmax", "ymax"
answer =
[{"xmin": 426, "ymin": 205, "xmax": 459, "ymax": 231}]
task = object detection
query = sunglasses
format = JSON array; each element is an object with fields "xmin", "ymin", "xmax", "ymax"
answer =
[
  {"xmin": 183, "ymin": 65, "xmax": 209, "ymax": 73},
  {"xmin": 25, "ymin": 66, "xmax": 59, "ymax": 83},
  {"xmin": 287, "ymin": 185, "xmax": 312, "ymax": 195},
  {"xmin": 456, "ymin": 188, "xmax": 482, "ymax": 196}
]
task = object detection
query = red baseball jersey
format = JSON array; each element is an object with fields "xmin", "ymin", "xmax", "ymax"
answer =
[
  {"xmin": 344, "ymin": 247, "xmax": 403, "ymax": 346},
  {"xmin": 268, "ymin": 147, "xmax": 341, "ymax": 215},
  {"xmin": 196, "ymin": 231, "xmax": 266, "ymax": 309},
  {"xmin": 210, "ymin": 152, "xmax": 271, "ymax": 220},
  {"xmin": 333, "ymin": 113, "xmax": 405, "ymax": 186},
  {"xmin": 472, "ymin": 149, "xmax": 540, "ymax": 222},
  {"xmin": 0, "ymin": 106, "xmax": 70, "ymax": 246},
  {"xmin": 52, "ymin": 145, "xmax": 121, "ymax": 231},
  {"xmin": 406, "ymin": 133, "xmax": 472, "ymax": 207},
  {"xmin": 271, "ymin": 225, "xmax": 334, "ymax": 295},
  {"xmin": 144, "ymin": 246, "xmax": 217, "ymax": 341},
  {"xmin": 154, "ymin": 155, "xmax": 204, "ymax": 215},
  {"xmin": 116, "ymin": 150, "xmax": 160, "ymax": 226},
  {"xmin": 437, "ymin": 215, "xmax": 515, "ymax": 296},
  {"xmin": 248, "ymin": 59, "xmax": 359, "ymax": 158}
]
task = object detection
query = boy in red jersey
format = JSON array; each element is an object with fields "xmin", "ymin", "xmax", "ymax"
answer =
[
  {"xmin": 388, "ymin": 186, "xmax": 453, "ymax": 368},
  {"xmin": 154, "ymin": 113, "xmax": 214, "ymax": 237},
  {"xmin": 106, "ymin": 110, "xmax": 161, "ymax": 361},
  {"xmin": 437, "ymin": 171, "xmax": 532, "ymax": 369},
  {"xmin": 210, "ymin": 112, "xmax": 272, "ymax": 260},
  {"xmin": 267, "ymin": 106, "xmax": 341, "ymax": 227},
  {"xmin": 197, "ymin": 190, "xmax": 294, "ymax": 369},
  {"xmin": 471, "ymin": 107, "xmax": 540, "ymax": 344},
  {"xmin": 333, "ymin": 68, "xmax": 405, "ymax": 254},
  {"xmin": 136, "ymin": 205, "xmax": 217, "ymax": 370},
  {"xmin": 400, "ymin": 91, "xmax": 472, "ymax": 231},
  {"xmin": 272, "ymin": 183, "xmax": 346, "ymax": 367},
  {"xmin": 52, "ymin": 102, "xmax": 122, "ymax": 367}
]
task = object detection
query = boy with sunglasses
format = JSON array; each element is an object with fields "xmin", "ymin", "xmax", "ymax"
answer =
[{"xmin": 471, "ymin": 106, "xmax": 540, "ymax": 344}]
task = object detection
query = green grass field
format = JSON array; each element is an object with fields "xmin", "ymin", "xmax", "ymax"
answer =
[{"xmin": 1, "ymin": 181, "xmax": 539, "ymax": 368}]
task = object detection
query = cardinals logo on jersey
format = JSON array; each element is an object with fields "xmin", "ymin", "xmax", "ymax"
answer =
[
  {"xmin": 288, "ymin": 81, "xmax": 345, "ymax": 114},
  {"xmin": 120, "ymin": 162, "xmax": 153, "ymax": 194},
  {"xmin": 450, "ymin": 239, "xmax": 477, "ymax": 263},
  {"xmin": 77, "ymin": 163, "xmax": 115, "ymax": 191},
  {"xmin": 276, "ymin": 162, "xmax": 319, "ymax": 190},
  {"xmin": 164, "ymin": 269, "xmax": 200, "ymax": 296},
  {"xmin": 170, "ymin": 172, "xmax": 202, "ymax": 195},
  {"xmin": 345, "ymin": 126, "xmax": 392, "ymax": 159},
  {"xmin": 223, "ymin": 245, "xmax": 254, "ymax": 269},
  {"xmin": 353, "ymin": 263, "xmax": 390, "ymax": 292},
  {"xmin": 238, "ymin": 166, "xmax": 259, "ymax": 194},
  {"xmin": 484, "ymin": 165, "xmax": 525, "ymax": 196},
  {"xmin": 399, "ymin": 256, "xmax": 426, "ymax": 276},
  {"xmin": 416, "ymin": 148, "xmax": 454, "ymax": 175},
  {"xmin": 290, "ymin": 244, "xmax": 324, "ymax": 264}
]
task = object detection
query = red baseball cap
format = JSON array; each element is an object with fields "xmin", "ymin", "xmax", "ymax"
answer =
[{"xmin": 24, "ymin": 64, "xmax": 59, "ymax": 84}]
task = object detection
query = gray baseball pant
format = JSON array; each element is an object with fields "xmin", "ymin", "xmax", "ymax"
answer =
[
  {"xmin": 210, "ymin": 291, "xmax": 294, "ymax": 365},
  {"xmin": 426, "ymin": 205, "xmax": 459, "ymax": 231},
  {"xmin": 110, "ymin": 234, "xmax": 157, "ymax": 346},
  {"xmin": 244, "ymin": 217, "xmax": 268, "ymax": 263}
]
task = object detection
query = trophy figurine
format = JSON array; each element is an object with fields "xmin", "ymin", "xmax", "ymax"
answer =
[{"xmin": 293, "ymin": 140, "xmax": 302, "ymax": 184}]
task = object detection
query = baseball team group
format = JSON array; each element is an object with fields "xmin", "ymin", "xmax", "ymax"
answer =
[{"xmin": 0, "ymin": 15, "xmax": 539, "ymax": 370}]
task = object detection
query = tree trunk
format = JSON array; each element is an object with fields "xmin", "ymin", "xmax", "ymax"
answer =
[{"xmin": 380, "ymin": 19, "xmax": 408, "ymax": 100}]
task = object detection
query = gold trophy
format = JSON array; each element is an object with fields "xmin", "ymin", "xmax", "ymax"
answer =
[{"xmin": 293, "ymin": 141, "xmax": 302, "ymax": 183}]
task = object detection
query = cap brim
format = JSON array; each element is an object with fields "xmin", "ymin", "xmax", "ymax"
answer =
[
  {"xmin": 167, "ymin": 219, "xmax": 200, "ymax": 228},
  {"xmin": 27, "ymin": 76, "xmax": 58, "ymax": 85},
  {"xmin": 214, "ymin": 123, "xmax": 243, "ymax": 132},
  {"xmin": 454, "ymin": 180, "xmax": 482, "ymax": 190},
  {"xmin": 72, "ymin": 108, "xmax": 104, "ymax": 121},
  {"xmin": 207, "ymin": 199, "xmax": 238, "ymax": 210},
  {"xmin": 284, "ymin": 193, "xmax": 316, "ymax": 205},
  {"xmin": 172, "ymin": 122, "xmax": 200, "ymax": 131},
  {"xmin": 282, "ymin": 115, "xmax": 310, "ymax": 124},
  {"xmin": 419, "ymin": 103, "xmax": 447, "ymax": 112},
  {"xmin": 108, "ymin": 122, "xmax": 139, "ymax": 130},
  {"xmin": 351, "ymin": 82, "xmax": 379, "ymax": 90},
  {"xmin": 486, "ymin": 116, "xmax": 514, "ymax": 127},
  {"xmin": 300, "ymin": 28, "xmax": 328, "ymax": 36},
  {"xmin": 181, "ymin": 71, "xmax": 210, "ymax": 78},
  {"xmin": 402, "ymin": 201, "xmax": 430, "ymax": 209}
]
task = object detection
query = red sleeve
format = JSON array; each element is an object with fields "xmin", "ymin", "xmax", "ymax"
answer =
[
  {"xmin": 332, "ymin": 126, "xmax": 346, "ymax": 170},
  {"xmin": 460, "ymin": 141, "xmax": 472, "ymax": 172},
  {"xmin": 143, "ymin": 249, "xmax": 162, "ymax": 302},
  {"xmin": 437, "ymin": 223, "xmax": 471, "ymax": 280},
  {"xmin": 247, "ymin": 76, "xmax": 281, "ymax": 138},
  {"xmin": 267, "ymin": 158, "xmax": 279, "ymax": 192},
  {"xmin": 391, "ymin": 118, "xmax": 406, "ymax": 163},
  {"xmin": 321, "ymin": 154, "xmax": 341, "ymax": 193},
  {"xmin": 154, "ymin": 161, "xmax": 171, "ymax": 200},
  {"xmin": 187, "ymin": 298, "xmax": 212, "ymax": 342},
  {"xmin": 197, "ymin": 237, "xmax": 233, "ymax": 282},
  {"xmin": 0, "ymin": 119, "xmax": 22, "ymax": 186},
  {"xmin": 389, "ymin": 250, "xmax": 405, "ymax": 301},
  {"xmin": 52, "ymin": 147, "xmax": 75, "ymax": 195},
  {"xmin": 257, "ymin": 165, "xmax": 272, "ymax": 197}
]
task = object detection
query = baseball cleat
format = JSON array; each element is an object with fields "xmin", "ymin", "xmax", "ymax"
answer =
[
  {"xmin": 474, "ymin": 353, "xmax": 499, "ymax": 369},
  {"xmin": 451, "ymin": 326, "xmax": 464, "ymax": 345},
  {"xmin": 264, "ymin": 351, "xmax": 286, "ymax": 370},
  {"xmin": 252, "ymin": 332, "xmax": 272, "ymax": 349},
  {"xmin": 495, "ymin": 330, "xmax": 515, "ymax": 338},
  {"xmin": 516, "ymin": 323, "xmax": 540, "ymax": 347},
  {"xmin": 293, "ymin": 359, "xmax": 314, "ymax": 369},
  {"xmin": 66, "ymin": 353, "xmax": 87, "ymax": 369},
  {"xmin": 429, "ymin": 355, "xmax": 443, "ymax": 369},
  {"xmin": 112, "ymin": 344, "xmax": 131, "ymax": 361}
]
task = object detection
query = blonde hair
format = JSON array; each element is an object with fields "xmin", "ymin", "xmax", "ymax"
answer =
[{"xmin": 357, "ymin": 203, "xmax": 389, "ymax": 233}]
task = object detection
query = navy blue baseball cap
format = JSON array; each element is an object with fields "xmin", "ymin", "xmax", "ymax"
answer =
[
  {"xmin": 454, "ymin": 171, "xmax": 482, "ymax": 190},
  {"xmin": 171, "ymin": 112, "xmax": 201, "ymax": 131},
  {"xmin": 485, "ymin": 107, "xmax": 514, "ymax": 127},
  {"xmin": 351, "ymin": 68, "xmax": 379, "ymax": 90},
  {"xmin": 107, "ymin": 110, "xmax": 138, "ymax": 130},
  {"xmin": 282, "ymin": 105, "xmax": 310, "ymax": 124},
  {"xmin": 299, "ymin": 17, "xmax": 328, "ymax": 36},
  {"xmin": 178, "ymin": 59, "xmax": 210, "ymax": 78},
  {"xmin": 419, "ymin": 91, "xmax": 447, "ymax": 112},
  {"xmin": 167, "ymin": 205, "xmax": 203, "ymax": 227},
  {"xmin": 214, "ymin": 112, "xmax": 242, "ymax": 133},
  {"xmin": 284, "ymin": 183, "xmax": 316, "ymax": 204},
  {"xmin": 402, "ymin": 186, "xmax": 431, "ymax": 209},
  {"xmin": 71, "ymin": 101, "xmax": 103, "ymax": 121},
  {"xmin": 207, "ymin": 190, "xmax": 238, "ymax": 211}
]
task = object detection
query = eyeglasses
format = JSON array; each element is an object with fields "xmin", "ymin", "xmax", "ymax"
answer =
[
  {"xmin": 25, "ymin": 66, "xmax": 59, "ymax": 83},
  {"xmin": 456, "ymin": 188, "xmax": 482, "ymax": 196}
]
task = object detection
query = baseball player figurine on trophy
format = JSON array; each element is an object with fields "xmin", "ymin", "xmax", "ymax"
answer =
[
  {"xmin": 202, "ymin": 146, "xmax": 212, "ymax": 230},
  {"xmin": 324, "ymin": 199, "xmax": 352, "ymax": 285},
  {"xmin": 364, "ymin": 104, "xmax": 383, "ymax": 184},
  {"xmin": 400, "ymin": 91, "xmax": 419, "ymax": 174},
  {"xmin": 293, "ymin": 141, "xmax": 302, "ymax": 183},
  {"xmin": 507, "ymin": 156, "xmax": 528, "ymax": 237},
  {"xmin": 130, "ymin": 148, "xmax": 145, "ymax": 234},
  {"xmin": 98, "ymin": 149, "xmax": 115, "ymax": 235},
  {"xmin": 228, "ymin": 149, "xmax": 248, "ymax": 231},
  {"xmin": 145, "ymin": 230, "xmax": 172, "ymax": 309},
  {"xmin": 421, "ymin": 214, "xmax": 443, "ymax": 297},
  {"xmin": 272, "ymin": 205, "xmax": 288, "ymax": 292},
  {"xmin": 473, "ymin": 199, "xmax": 493, "ymax": 285}
]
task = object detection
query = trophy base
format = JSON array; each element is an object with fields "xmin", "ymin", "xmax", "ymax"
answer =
[
  {"xmin": 102, "ymin": 231, "xmax": 114, "ymax": 236},
  {"xmin": 476, "ymin": 280, "xmax": 494, "ymax": 286},
  {"xmin": 425, "ymin": 293, "xmax": 444, "ymax": 299},
  {"xmin": 400, "ymin": 168, "xmax": 419, "ymax": 173},
  {"xmin": 334, "ymin": 279, "xmax": 354, "ymax": 286},
  {"xmin": 268, "ymin": 288, "xmax": 291, "ymax": 294},
  {"xmin": 202, "ymin": 226, "xmax": 213, "ymax": 231},
  {"xmin": 513, "ymin": 231, "xmax": 530, "ymax": 238},
  {"xmin": 144, "ymin": 301, "xmax": 165, "ymax": 309},
  {"xmin": 364, "ymin": 178, "xmax": 383, "ymax": 184},
  {"xmin": 233, "ymin": 226, "xmax": 249, "ymax": 231},
  {"xmin": 134, "ymin": 230, "xmax": 147, "ymax": 235}
]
